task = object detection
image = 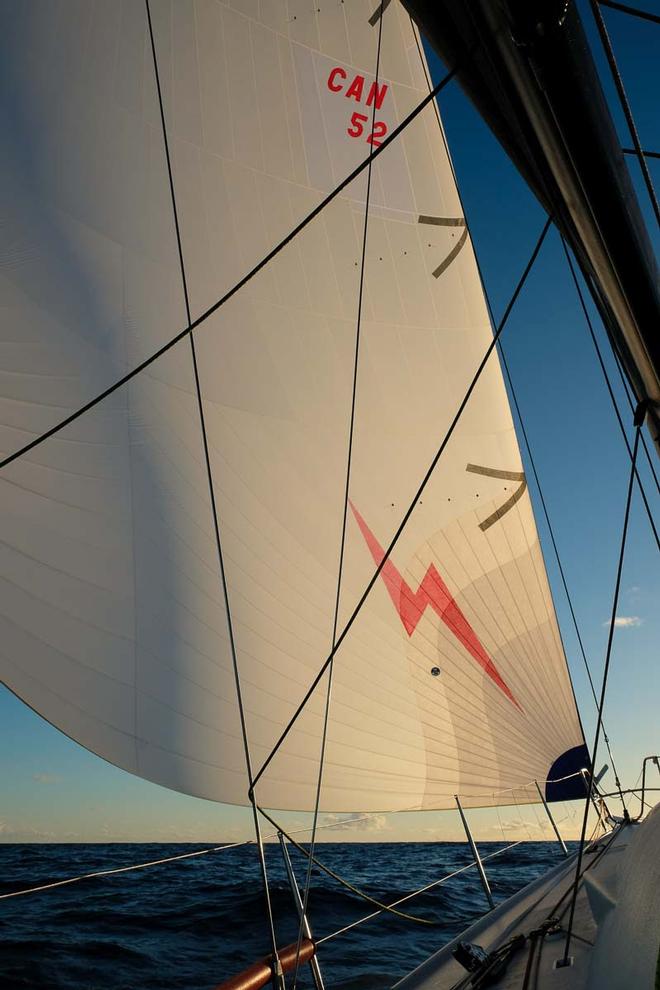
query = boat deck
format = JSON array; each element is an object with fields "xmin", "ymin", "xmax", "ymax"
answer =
[{"xmin": 394, "ymin": 824, "xmax": 631, "ymax": 990}]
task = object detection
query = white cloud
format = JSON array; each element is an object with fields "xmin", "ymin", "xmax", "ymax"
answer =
[
  {"xmin": 0, "ymin": 820, "xmax": 57, "ymax": 840},
  {"xmin": 499, "ymin": 818, "xmax": 544, "ymax": 833},
  {"xmin": 603, "ymin": 615, "xmax": 642, "ymax": 629},
  {"xmin": 32, "ymin": 772, "xmax": 60, "ymax": 784},
  {"xmin": 320, "ymin": 813, "xmax": 390, "ymax": 834}
]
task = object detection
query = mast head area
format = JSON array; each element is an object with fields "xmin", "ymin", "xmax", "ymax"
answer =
[{"xmin": 401, "ymin": 0, "xmax": 660, "ymax": 454}]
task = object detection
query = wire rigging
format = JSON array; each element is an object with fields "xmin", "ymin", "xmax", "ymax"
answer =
[
  {"xmin": 144, "ymin": 1, "xmax": 282, "ymax": 975},
  {"xmin": 291, "ymin": 5, "xmax": 387, "ymax": 987},
  {"xmin": 623, "ymin": 147, "xmax": 660, "ymax": 160},
  {"xmin": 0, "ymin": 63, "xmax": 459, "ymax": 473},
  {"xmin": 249, "ymin": 216, "xmax": 553, "ymax": 795},
  {"xmin": 497, "ymin": 342, "xmax": 625, "ymax": 804},
  {"xmin": 409, "ymin": 21, "xmax": 629, "ymax": 795},
  {"xmin": 409, "ymin": 21, "xmax": 620, "ymax": 770},
  {"xmin": 260, "ymin": 807, "xmax": 526, "ymax": 932},
  {"xmin": 315, "ymin": 841, "xmax": 525, "ymax": 945},
  {"xmin": 0, "ymin": 841, "xmax": 247, "ymax": 901},
  {"xmin": 561, "ymin": 414, "xmax": 643, "ymax": 965},
  {"xmin": 598, "ymin": 0, "xmax": 660, "ymax": 26},
  {"xmin": 261, "ymin": 812, "xmax": 440, "ymax": 927},
  {"xmin": 590, "ymin": 0, "xmax": 660, "ymax": 226},
  {"xmin": 609, "ymin": 344, "xmax": 660, "ymax": 495},
  {"xmin": 560, "ymin": 238, "xmax": 659, "ymax": 552}
]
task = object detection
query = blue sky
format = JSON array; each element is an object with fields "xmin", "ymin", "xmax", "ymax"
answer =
[{"xmin": 1, "ymin": 1, "xmax": 658, "ymax": 846}]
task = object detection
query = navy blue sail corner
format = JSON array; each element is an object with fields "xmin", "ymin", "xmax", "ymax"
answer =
[{"xmin": 545, "ymin": 744, "xmax": 591, "ymax": 802}]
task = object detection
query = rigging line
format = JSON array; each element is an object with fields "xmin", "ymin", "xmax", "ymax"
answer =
[
  {"xmin": 495, "ymin": 276, "xmax": 626, "ymax": 792},
  {"xmin": 292, "ymin": 6, "xmax": 386, "ymax": 987},
  {"xmin": 0, "ymin": 842, "xmax": 249, "ymax": 901},
  {"xmin": 409, "ymin": 20, "xmax": 588, "ymax": 741},
  {"xmin": 497, "ymin": 346, "xmax": 618, "ymax": 754},
  {"xmin": 144, "ymin": 0, "xmax": 282, "ymax": 974},
  {"xmin": 610, "ymin": 344, "xmax": 660, "ymax": 495},
  {"xmin": 316, "ymin": 840, "xmax": 525, "ymax": 944},
  {"xmin": 598, "ymin": 0, "xmax": 660, "ymax": 25},
  {"xmin": 249, "ymin": 216, "xmax": 553, "ymax": 795},
  {"xmin": 590, "ymin": 0, "xmax": 660, "ymax": 226},
  {"xmin": 0, "ymin": 812, "xmax": 421, "ymax": 902},
  {"xmin": 561, "ymin": 238, "xmax": 660, "ymax": 550},
  {"xmin": 561, "ymin": 416, "xmax": 642, "ymax": 966},
  {"xmin": 258, "ymin": 807, "xmax": 441, "ymax": 926},
  {"xmin": 623, "ymin": 147, "xmax": 660, "ymax": 160},
  {"xmin": 0, "ymin": 61, "xmax": 461, "ymax": 473}
]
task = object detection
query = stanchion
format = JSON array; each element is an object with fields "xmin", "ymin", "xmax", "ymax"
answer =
[
  {"xmin": 278, "ymin": 833, "xmax": 325, "ymax": 990},
  {"xmin": 455, "ymin": 796, "xmax": 494, "ymax": 909},
  {"xmin": 535, "ymin": 780, "xmax": 569, "ymax": 856}
]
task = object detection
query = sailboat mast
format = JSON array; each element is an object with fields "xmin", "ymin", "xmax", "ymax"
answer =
[{"xmin": 401, "ymin": 0, "xmax": 660, "ymax": 453}]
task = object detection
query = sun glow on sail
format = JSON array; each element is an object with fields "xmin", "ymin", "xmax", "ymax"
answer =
[{"xmin": 0, "ymin": 0, "xmax": 584, "ymax": 813}]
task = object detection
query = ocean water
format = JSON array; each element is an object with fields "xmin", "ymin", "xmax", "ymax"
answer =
[{"xmin": 0, "ymin": 841, "xmax": 571, "ymax": 989}]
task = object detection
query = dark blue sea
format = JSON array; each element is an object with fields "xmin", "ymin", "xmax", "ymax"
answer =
[{"xmin": 0, "ymin": 841, "xmax": 572, "ymax": 989}]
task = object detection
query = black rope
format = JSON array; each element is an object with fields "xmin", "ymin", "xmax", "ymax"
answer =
[
  {"xmin": 561, "ymin": 418, "xmax": 641, "ymax": 966},
  {"xmin": 609, "ymin": 344, "xmax": 660, "ymax": 495},
  {"xmin": 249, "ymin": 216, "xmax": 553, "ymax": 795},
  {"xmin": 599, "ymin": 0, "xmax": 660, "ymax": 25},
  {"xmin": 561, "ymin": 240, "xmax": 659, "ymax": 553},
  {"xmin": 258, "ymin": 808, "xmax": 441, "ymax": 927},
  {"xmin": 292, "ymin": 6, "xmax": 387, "ymax": 985},
  {"xmin": 144, "ymin": 1, "xmax": 282, "ymax": 974},
  {"xmin": 496, "ymin": 344, "xmax": 625, "ymax": 805},
  {"xmin": 409, "ymin": 21, "xmax": 620, "ymax": 791},
  {"xmin": 591, "ymin": 0, "xmax": 660, "ymax": 226},
  {"xmin": 623, "ymin": 147, "xmax": 660, "ymax": 160},
  {"xmin": 0, "ymin": 62, "xmax": 460, "ymax": 473}
]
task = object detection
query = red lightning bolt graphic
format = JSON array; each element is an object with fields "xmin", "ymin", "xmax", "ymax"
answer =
[{"xmin": 349, "ymin": 501, "xmax": 521, "ymax": 711}]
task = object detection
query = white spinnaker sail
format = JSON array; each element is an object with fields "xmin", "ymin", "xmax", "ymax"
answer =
[{"xmin": 0, "ymin": 0, "xmax": 585, "ymax": 812}]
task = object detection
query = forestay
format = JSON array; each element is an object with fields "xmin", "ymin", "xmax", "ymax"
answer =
[{"xmin": 0, "ymin": 0, "xmax": 586, "ymax": 812}]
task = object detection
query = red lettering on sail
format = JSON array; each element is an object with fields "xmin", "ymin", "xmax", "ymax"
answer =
[
  {"xmin": 327, "ymin": 67, "xmax": 346, "ymax": 92},
  {"xmin": 345, "ymin": 75, "xmax": 365, "ymax": 102},
  {"xmin": 366, "ymin": 81, "xmax": 388, "ymax": 110},
  {"xmin": 349, "ymin": 501, "xmax": 522, "ymax": 711},
  {"xmin": 326, "ymin": 69, "xmax": 390, "ymax": 146}
]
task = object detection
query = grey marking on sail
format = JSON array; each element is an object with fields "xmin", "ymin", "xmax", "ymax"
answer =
[
  {"xmin": 418, "ymin": 216, "xmax": 468, "ymax": 278},
  {"xmin": 369, "ymin": 0, "xmax": 392, "ymax": 26},
  {"xmin": 419, "ymin": 216, "xmax": 466, "ymax": 227},
  {"xmin": 466, "ymin": 463, "xmax": 527, "ymax": 531}
]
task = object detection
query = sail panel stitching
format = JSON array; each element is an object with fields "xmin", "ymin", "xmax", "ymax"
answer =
[
  {"xmin": 409, "ymin": 18, "xmax": 592, "ymax": 761},
  {"xmin": 0, "ymin": 65, "xmax": 461, "ymax": 472},
  {"xmin": 249, "ymin": 218, "xmax": 553, "ymax": 795},
  {"xmin": 292, "ymin": 5, "xmax": 388, "ymax": 984},
  {"xmin": 144, "ymin": 0, "xmax": 282, "ymax": 971},
  {"xmin": 408, "ymin": 20, "xmax": 631, "ymax": 786}
]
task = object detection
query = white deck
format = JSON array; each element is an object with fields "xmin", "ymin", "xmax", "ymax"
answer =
[{"xmin": 394, "ymin": 810, "xmax": 659, "ymax": 990}]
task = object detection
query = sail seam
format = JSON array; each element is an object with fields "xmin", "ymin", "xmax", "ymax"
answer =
[
  {"xmin": 0, "ymin": 64, "xmax": 461, "ymax": 472},
  {"xmin": 408, "ymin": 22, "xmax": 614, "ymax": 773},
  {"xmin": 249, "ymin": 217, "xmax": 553, "ymax": 795},
  {"xmin": 293, "ymin": 4, "xmax": 387, "ymax": 983},
  {"xmin": 402, "ymin": 21, "xmax": 585, "ymax": 762},
  {"xmin": 144, "ymin": 0, "xmax": 281, "ymax": 971}
]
